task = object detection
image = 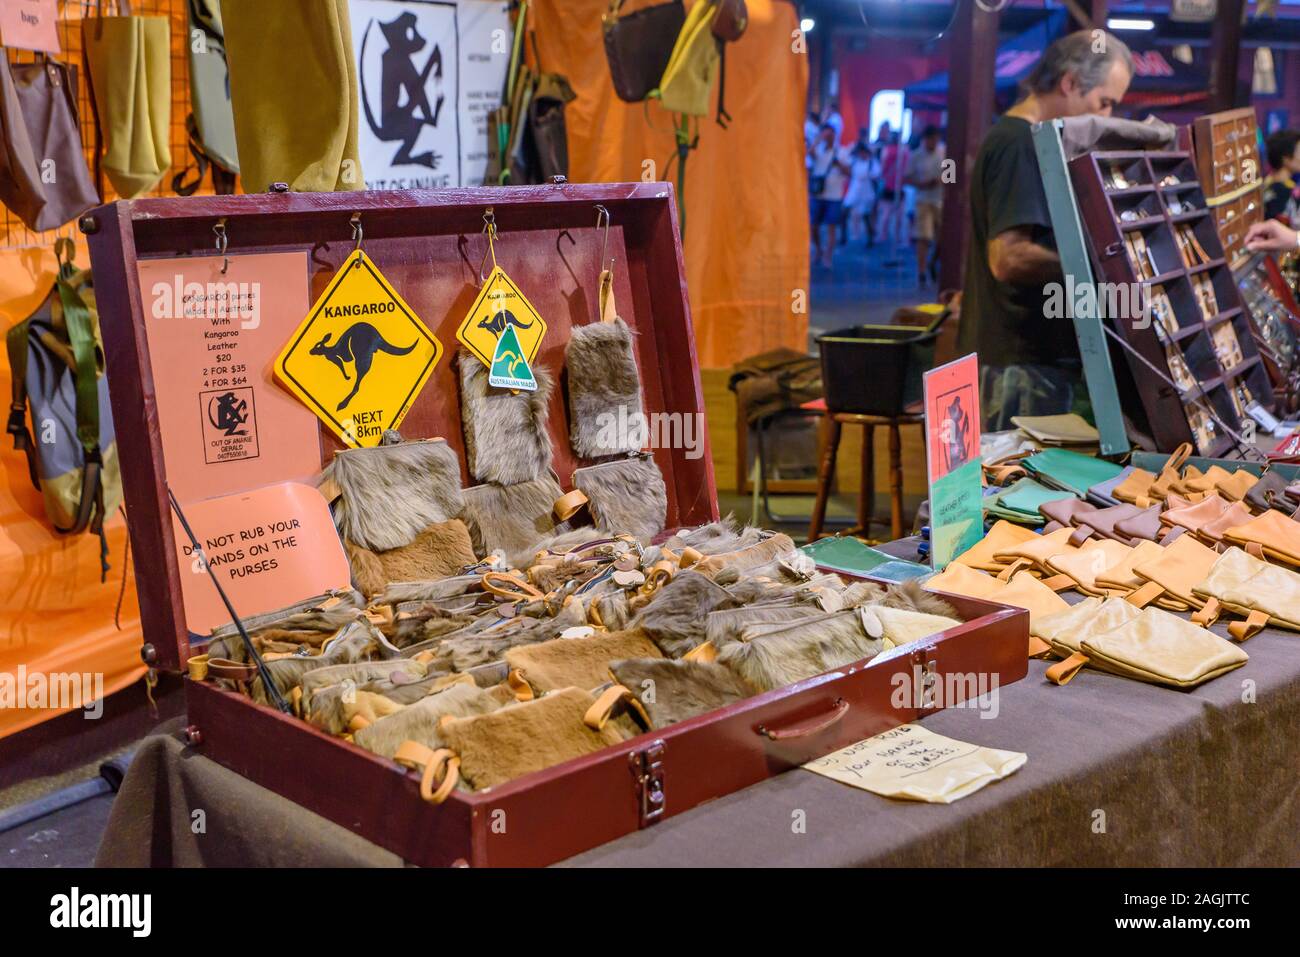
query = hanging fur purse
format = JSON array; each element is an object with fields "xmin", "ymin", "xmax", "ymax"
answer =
[
  {"xmin": 570, "ymin": 453, "xmax": 668, "ymax": 542},
  {"xmin": 320, "ymin": 438, "xmax": 464, "ymax": 552},
  {"xmin": 565, "ymin": 273, "xmax": 645, "ymax": 457},
  {"xmin": 460, "ymin": 475, "xmax": 571, "ymax": 565},
  {"xmin": 609, "ymin": 657, "xmax": 757, "ymax": 728},
  {"xmin": 459, "ymin": 350, "xmax": 554, "ymax": 485},
  {"xmin": 344, "ymin": 519, "xmax": 478, "ymax": 597}
]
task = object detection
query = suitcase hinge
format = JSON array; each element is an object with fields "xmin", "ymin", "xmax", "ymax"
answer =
[
  {"xmin": 910, "ymin": 646, "xmax": 940, "ymax": 715},
  {"xmin": 629, "ymin": 740, "xmax": 666, "ymax": 828}
]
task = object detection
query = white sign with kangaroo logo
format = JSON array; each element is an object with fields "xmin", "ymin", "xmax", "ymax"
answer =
[
  {"xmin": 350, "ymin": 0, "xmax": 510, "ymax": 190},
  {"xmin": 275, "ymin": 249, "xmax": 443, "ymax": 448}
]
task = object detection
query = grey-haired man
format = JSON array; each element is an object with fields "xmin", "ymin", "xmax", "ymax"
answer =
[{"xmin": 956, "ymin": 30, "xmax": 1133, "ymax": 431}]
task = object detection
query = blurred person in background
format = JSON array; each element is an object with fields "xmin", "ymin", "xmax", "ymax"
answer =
[
  {"xmin": 1263, "ymin": 129, "xmax": 1300, "ymax": 222},
  {"xmin": 874, "ymin": 129, "xmax": 908, "ymax": 248},
  {"xmin": 905, "ymin": 125, "xmax": 945, "ymax": 286},
  {"xmin": 808, "ymin": 123, "xmax": 851, "ymax": 268},
  {"xmin": 843, "ymin": 141, "xmax": 879, "ymax": 245}
]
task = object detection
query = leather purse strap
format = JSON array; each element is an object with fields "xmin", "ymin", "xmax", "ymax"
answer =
[
  {"xmin": 394, "ymin": 741, "xmax": 460, "ymax": 805},
  {"xmin": 1227, "ymin": 609, "xmax": 1268, "ymax": 643},
  {"xmin": 1045, "ymin": 651, "xmax": 1090, "ymax": 686}
]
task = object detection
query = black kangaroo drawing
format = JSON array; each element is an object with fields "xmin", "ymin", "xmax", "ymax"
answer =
[
  {"xmin": 310, "ymin": 322, "xmax": 416, "ymax": 412},
  {"xmin": 359, "ymin": 13, "xmax": 444, "ymax": 169},
  {"xmin": 477, "ymin": 308, "xmax": 534, "ymax": 338}
]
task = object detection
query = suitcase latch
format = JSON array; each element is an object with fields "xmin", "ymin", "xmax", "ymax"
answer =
[
  {"xmin": 910, "ymin": 646, "xmax": 940, "ymax": 715},
  {"xmin": 629, "ymin": 740, "xmax": 667, "ymax": 828}
]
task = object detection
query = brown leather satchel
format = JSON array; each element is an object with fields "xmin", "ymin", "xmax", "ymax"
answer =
[{"xmin": 602, "ymin": 0, "xmax": 686, "ymax": 103}]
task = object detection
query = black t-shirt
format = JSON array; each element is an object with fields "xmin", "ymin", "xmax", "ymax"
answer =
[{"xmin": 957, "ymin": 115, "xmax": 1077, "ymax": 367}]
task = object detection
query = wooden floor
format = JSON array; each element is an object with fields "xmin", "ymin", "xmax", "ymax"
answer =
[{"xmin": 701, "ymin": 368, "xmax": 928, "ymax": 503}]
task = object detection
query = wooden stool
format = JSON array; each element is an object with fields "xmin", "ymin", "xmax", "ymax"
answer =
[{"xmin": 808, "ymin": 411, "xmax": 925, "ymax": 543}]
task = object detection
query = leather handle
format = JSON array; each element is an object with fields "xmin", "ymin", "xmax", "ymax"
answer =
[
  {"xmin": 758, "ymin": 698, "xmax": 849, "ymax": 741},
  {"xmin": 1227, "ymin": 609, "xmax": 1268, "ymax": 642}
]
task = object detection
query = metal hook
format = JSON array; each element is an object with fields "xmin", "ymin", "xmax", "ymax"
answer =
[
  {"xmin": 350, "ymin": 213, "xmax": 363, "ymax": 253},
  {"xmin": 213, "ymin": 219, "xmax": 229, "ymax": 275},
  {"xmin": 479, "ymin": 207, "xmax": 498, "ymax": 283},
  {"xmin": 595, "ymin": 204, "xmax": 614, "ymax": 275}
]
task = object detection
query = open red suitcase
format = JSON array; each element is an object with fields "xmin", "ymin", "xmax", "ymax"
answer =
[{"xmin": 85, "ymin": 183, "xmax": 1028, "ymax": 866}]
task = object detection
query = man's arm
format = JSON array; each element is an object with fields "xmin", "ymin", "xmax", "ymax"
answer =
[{"xmin": 988, "ymin": 227, "xmax": 1062, "ymax": 284}]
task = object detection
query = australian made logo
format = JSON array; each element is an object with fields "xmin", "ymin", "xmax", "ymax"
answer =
[
  {"xmin": 275, "ymin": 250, "xmax": 442, "ymax": 447},
  {"xmin": 457, "ymin": 266, "xmax": 547, "ymax": 391}
]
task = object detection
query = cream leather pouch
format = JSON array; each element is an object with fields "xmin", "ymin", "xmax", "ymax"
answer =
[
  {"xmin": 1075, "ymin": 607, "xmax": 1248, "ymax": 689},
  {"xmin": 1194, "ymin": 546, "xmax": 1300, "ymax": 640}
]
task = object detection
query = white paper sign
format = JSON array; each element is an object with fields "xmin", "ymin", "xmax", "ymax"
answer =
[{"xmin": 350, "ymin": 0, "xmax": 510, "ymax": 189}]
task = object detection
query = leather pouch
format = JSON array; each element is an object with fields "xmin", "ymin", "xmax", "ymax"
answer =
[
  {"xmin": 505, "ymin": 628, "xmax": 664, "ymax": 696},
  {"xmin": 602, "ymin": 0, "xmax": 686, "ymax": 103},
  {"xmin": 1088, "ymin": 466, "xmax": 1134, "ymax": 506},
  {"xmin": 926, "ymin": 563, "xmax": 1068, "ymax": 628},
  {"xmin": 1044, "ymin": 539, "xmax": 1134, "ymax": 597},
  {"xmin": 1094, "ymin": 540, "xmax": 1188, "ymax": 609},
  {"xmin": 987, "ymin": 478, "xmax": 1074, "ymax": 525},
  {"xmin": 1160, "ymin": 493, "xmax": 1229, "ymax": 537},
  {"xmin": 1010, "ymin": 413, "xmax": 1099, "ymax": 446},
  {"xmin": 608, "ymin": 657, "xmax": 756, "ymax": 728},
  {"xmin": 1114, "ymin": 443, "xmax": 1193, "ymax": 507},
  {"xmin": 1070, "ymin": 502, "xmax": 1144, "ymax": 545},
  {"xmin": 1073, "ymin": 607, "xmax": 1248, "ymax": 689},
  {"xmin": 1037, "ymin": 496, "xmax": 1096, "ymax": 529},
  {"xmin": 715, "ymin": 608, "xmax": 887, "ymax": 691},
  {"xmin": 992, "ymin": 526, "xmax": 1081, "ymax": 577},
  {"xmin": 1222, "ymin": 507, "xmax": 1300, "ymax": 568},
  {"xmin": 353, "ymin": 680, "xmax": 504, "ymax": 759},
  {"xmin": 459, "ymin": 351, "xmax": 554, "ymax": 486},
  {"xmin": 566, "ymin": 278, "xmax": 645, "ymax": 457},
  {"xmin": 1244, "ymin": 469, "xmax": 1291, "ymax": 514},
  {"xmin": 571, "ymin": 452, "xmax": 668, "ymax": 543},
  {"xmin": 1022, "ymin": 447, "xmax": 1124, "ymax": 496},
  {"xmin": 1114, "ymin": 503, "xmax": 1181, "ymax": 544},
  {"xmin": 1128, "ymin": 532, "xmax": 1220, "ymax": 614},
  {"xmin": 1195, "ymin": 500, "xmax": 1253, "ymax": 545},
  {"xmin": 1193, "ymin": 546, "xmax": 1300, "ymax": 640},
  {"xmin": 440, "ymin": 687, "xmax": 631, "ymax": 791},
  {"xmin": 952, "ymin": 520, "xmax": 1038, "ymax": 572},
  {"xmin": 1214, "ymin": 468, "xmax": 1259, "ymax": 502},
  {"xmin": 1033, "ymin": 596, "xmax": 1140, "ymax": 663},
  {"xmin": 344, "ymin": 519, "xmax": 477, "ymax": 597}
]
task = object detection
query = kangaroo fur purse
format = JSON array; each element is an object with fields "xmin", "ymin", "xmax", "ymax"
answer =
[
  {"xmin": 566, "ymin": 310, "xmax": 644, "ymax": 457},
  {"xmin": 459, "ymin": 350, "xmax": 554, "ymax": 485},
  {"xmin": 321, "ymin": 438, "xmax": 464, "ymax": 552},
  {"xmin": 460, "ymin": 475, "xmax": 571, "ymax": 565},
  {"xmin": 345, "ymin": 520, "xmax": 477, "ymax": 597},
  {"xmin": 571, "ymin": 453, "xmax": 667, "ymax": 542}
]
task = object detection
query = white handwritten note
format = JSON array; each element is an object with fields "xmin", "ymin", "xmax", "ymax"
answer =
[{"xmin": 803, "ymin": 724, "xmax": 1026, "ymax": 804}]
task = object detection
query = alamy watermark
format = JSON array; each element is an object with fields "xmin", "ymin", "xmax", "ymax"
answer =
[
  {"xmin": 890, "ymin": 666, "xmax": 1001, "ymax": 719},
  {"xmin": 1044, "ymin": 274, "xmax": 1152, "ymax": 328},
  {"xmin": 150, "ymin": 275, "xmax": 261, "ymax": 330},
  {"xmin": 0, "ymin": 667, "xmax": 104, "ymax": 719},
  {"xmin": 592, "ymin": 407, "xmax": 707, "ymax": 460}
]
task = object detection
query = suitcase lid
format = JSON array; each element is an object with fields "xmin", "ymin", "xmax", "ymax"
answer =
[{"xmin": 83, "ymin": 182, "xmax": 718, "ymax": 671}]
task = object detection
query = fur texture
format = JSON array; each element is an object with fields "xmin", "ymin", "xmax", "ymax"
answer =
[
  {"xmin": 352, "ymin": 682, "xmax": 504, "ymax": 758},
  {"xmin": 375, "ymin": 576, "xmax": 482, "ymax": 606},
  {"xmin": 514, "ymin": 526, "xmax": 610, "ymax": 568},
  {"xmin": 694, "ymin": 534, "xmax": 797, "ymax": 579},
  {"xmin": 345, "ymin": 520, "xmax": 477, "ymax": 596},
  {"xmin": 505, "ymin": 628, "xmax": 663, "ymax": 694},
  {"xmin": 441, "ymin": 687, "xmax": 628, "ymax": 790},
  {"xmin": 868, "ymin": 605, "xmax": 962, "ymax": 650},
  {"xmin": 391, "ymin": 606, "xmax": 477, "ymax": 649},
  {"xmin": 609, "ymin": 657, "xmax": 758, "ymax": 728},
  {"xmin": 460, "ymin": 477, "xmax": 570, "ymax": 563},
  {"xmin": 566, "ymin": 318, "xmax": 645, "ymax": 457},
  {"xmin": 459, "ymin": 350, "xmax": 554, "ymax": 485},
  {"xmin": 406, "ymin": 599, "xmax": 589, "ymax": 671},
  {"xmin": 251, "ymin": 620, "xmax": 394, "ymax": 704},
  {"xmin": 207, "ymin": 589, "xmax": 366, "ymax": 648},
  {"xmin": 572, "ymin": 455, "xmax": 667, "ymax": 542},
  {"xmin": 665, "ymin": 518, "xmax": 767, "ymax": 556},
  {"xmin": 635, "ymin": 570, "xmax": 740, "ymax": 658},
  {"xmin": 840, "ymin": 579, "xmax": 958, "ymax": 618},
  {"xmin": 716, "ymin": 610, "xmax": 885, "ymax": 692},
  {"xmin": 724, "ymin": 573, "xmax": 845, "ymax": 608},
  {"xmin": 706, "ymin": 603, "xmax": 826, "ymax": 650},
  {"xmin": 323, "ymin": 439, "xmax": 464, "ymax": 552}
]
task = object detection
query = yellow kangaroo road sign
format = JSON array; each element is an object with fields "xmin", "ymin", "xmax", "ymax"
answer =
[
  {"xmin": 457, "ymin": 265, "xmax": 548, "ymax": 369},
  {"xmin": 275, "ymin": 250, "xmax": 442, "ymax": 447}
]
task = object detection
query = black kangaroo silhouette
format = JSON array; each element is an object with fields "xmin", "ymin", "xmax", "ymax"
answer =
[
  {"xmin": 310, "ymin": 322, "xmax": 416, "ymax": 411},
  {"xmin": 477, "ymin": 308, "xmax": 534, "ymax": 338}
]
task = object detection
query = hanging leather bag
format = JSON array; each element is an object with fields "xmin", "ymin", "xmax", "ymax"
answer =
[{"xmin": 602, "ymin": 0, "xmax": 686, "ymax": 103}]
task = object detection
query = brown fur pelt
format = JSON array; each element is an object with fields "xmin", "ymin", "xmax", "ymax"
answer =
[
  {"xmin": 345, "ymin": 520, "xmax": 478, "ymax": 597},
  {"xmin": 634, "ymin": 570, "xmax": 740, "ymax": 658},
  {"xmin": 252, "ymin": 620, "xmax": 393, "ymax": 704},
  {"xmin": 313, "ymin": 671, "xmax": 475, "ymax": 734},
  {"xmin": 665, "ymin": 518, "xmax": 768, "ymax": 557},
  {"xmin": 694, "ymin": 533, "xmax": 797, "ymax": 579},
  {"xmin": 299, "ymin": 659, "xmax": 427, "ymax": 710},
  {"xmin": 390, "ymin": 606, "xmax": 478, "ymax": 649},
  {"xmin": 207, "ymin": 589, "xmax": 367, "ymax": 660},
  {"xmin": 505, "ymin": 628, "xmax": 663, "ymax": 694},
  {"xmin": 592, "ymin": 590, "xmax": 633, "ymax": 631},
  {"xmin": 716, "ymin": 610, "xmax": 885, "ymax": 692},
  {"xmin": 459, "ymin": 350, "xmax": 554, "ymax": 485},
  {"xmin": 723, "ymin": 573, "xmax": 845, "ymax": 609},
  {"xmin": 352, "ymin": 682, "xmax": 505, "ymax": 759},
  {"xmin": 609, "ymin": 658, "xmax": 758, "ymax": 728},
  {"xmin": 322, "ymin": 439, "xmax": 464, "ymax": 552},
  {"xmin": 406, "ymin": 599, "xmax": 589, "ymax": 671},
  {"xmin": 571, "ymin": 454, "xmax": 667, "ymax": 543},
  {"xmin": 841, "ymin": 579, "xmax": 957, "ymax": 619},
  {"xmin": 375, "ymin": 576, "xmax": 484, "ymax": 606},
  {"xmin": 460, "ymin": 477, "xmax": 570, "ymax": 563},
  {"xmin": 566, "ymin": 317, "xmax": 645, "ymax": 457},
  {"xmin": 441, "ymin": 687, "xmax": 628, "ymax": 790}
]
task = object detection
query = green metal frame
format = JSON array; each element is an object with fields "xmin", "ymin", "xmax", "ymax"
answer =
[{"xmin": 1031, "ymin": 119, "xmax": 1130, "ymax": 458}]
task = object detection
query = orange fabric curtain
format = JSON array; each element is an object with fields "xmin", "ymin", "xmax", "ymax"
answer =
[
  {"xmin": 0, "ymin": 245, "xmax": 145, "ymax": 740},
  {"xmin": 530, "ymin": 0, "xmax": 809, "ymax": 368}
]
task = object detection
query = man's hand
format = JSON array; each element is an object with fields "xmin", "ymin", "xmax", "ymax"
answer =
[
  {"xmin": 1245, "ymin": 220, "xmax": 1299, "ymax": 253},
  {"xmin": 989, "ymin": 227, "xmax": 1062, "ymax": 285}
]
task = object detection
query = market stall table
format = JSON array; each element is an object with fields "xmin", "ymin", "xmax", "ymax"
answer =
[{"xmin": 95, "ymin": 612, "xmax": 1300, "ymax": 867}]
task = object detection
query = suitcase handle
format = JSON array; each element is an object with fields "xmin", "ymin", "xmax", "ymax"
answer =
[{"xmin": 758, "ymin": 698, "xmax": 849, "ymax": 740}]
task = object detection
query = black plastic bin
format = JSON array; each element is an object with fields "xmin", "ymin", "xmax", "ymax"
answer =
[{"xmin": 817, "ymin": 318, "xmax": 945, "ymax": 416}]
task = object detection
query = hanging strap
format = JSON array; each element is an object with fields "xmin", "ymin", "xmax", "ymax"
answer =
[
  {"xmin": 714, "ymin": 40, "xmax": 731, "ymax": 129},
  {"xmin": 5, "ymin": 319, "xmax": 38, "ymax": 490},
  {"xmin": 598, "ymin": 269, "xmax": 618, "ymax": 324},
  {"xmin": 1045, "ymin": 651, "xmax": 1090, "ymax": 686}
]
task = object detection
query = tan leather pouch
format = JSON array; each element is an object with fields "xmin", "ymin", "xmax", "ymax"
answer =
[
  {"xmin": 1159, "ymin": 493, "xmax": 1229, "ymax": 538},
  {"xmin": 1044, "ymin": 539, "xmax": 1134, "ymax": 597},
  {"xmin": 926, "ymin": 563, "xmax": 1069, "ymax": 628},
  {"xmin": 1128, "ymin": 532, "xmax": 1220, "ymax": 613},
  {"xmin": 1222, "ymin": 508, "xmax": 1300, "ymax": 568},
  {"xmin": 1079, "ymin": 607, "xmax": 1248, "ymax": 688},
  {"xmin": 1113, "ymin": 467, "xmax": 1159, "ymax": 508},
  {"xmin": 1194, "ymin": 546, "xmax": 1300, "ymax": 639},
  {"xmin": 1215, "ymin": 469, "xmax": 1260, "ymax": 502},
  {"xmin": 992, "ymin": 526, "xmax": 1079, "ymax": 577},
  {"xmin": 1092, "ymin": 540, "xmax": 1185, "ymax": 610},
  {"xmin": 952, "ymin": 519, "xmax": 1039, "ymax": 572},
  {"xmin": 1035, "ymin": 596, "xmax": 1143, "ymax": 684},
  {"xmin": 1196, "ymin": 500, "xmax": 1254, "ymax": 544},
  {"xmin": 505, "ymin": 628, "xmax": 664, "ymax": 695}
]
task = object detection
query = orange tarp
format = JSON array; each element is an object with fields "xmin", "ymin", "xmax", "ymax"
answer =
[
  {"xmin": 531, "ymin": 0, "xmax": 809, "ymax": 368},
  {"xmin": 0, "ymin": 243, "xmax": 145, "ymax": 740}
]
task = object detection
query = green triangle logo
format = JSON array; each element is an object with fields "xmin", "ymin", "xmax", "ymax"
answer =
[{"xmin": 488, "ymin": 322, "xmax": 537, "ymax": 391}]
